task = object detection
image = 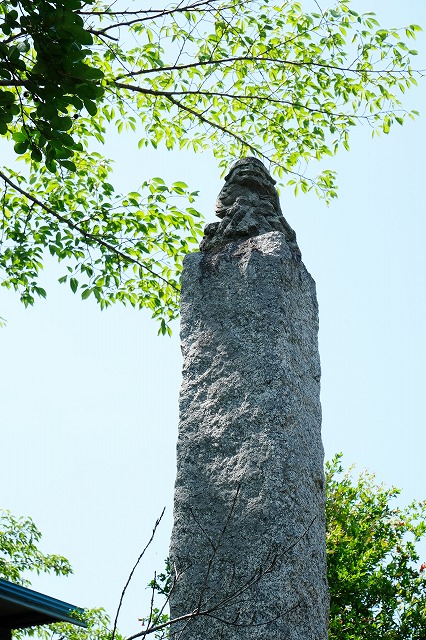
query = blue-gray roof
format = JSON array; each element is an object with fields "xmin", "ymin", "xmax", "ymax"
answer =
[{"xmin": 0, "ymin": 578, "xmax": 87, "ymax": 631}]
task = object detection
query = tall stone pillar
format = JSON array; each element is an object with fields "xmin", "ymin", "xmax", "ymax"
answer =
[{"xmin": 169, "ymin": 158, "xmax": 329, "ymax": 640}]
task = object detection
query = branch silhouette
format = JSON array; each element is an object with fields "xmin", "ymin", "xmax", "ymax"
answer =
[{"xmin": 120, "ymin": 488, "xmax": 317, "ymax": 640}]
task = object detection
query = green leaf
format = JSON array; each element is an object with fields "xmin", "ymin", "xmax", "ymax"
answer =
[
  {"xmin": 74, "ymin": 64, "xmax": 104, "ymax": 80},
  {"xmin": 31, "ymin": 147, "xmax": 43, "ymax": 162},
  {"xmin": 81, "ymin": 288, "xmax": 92, "ymax": 299},
  {"xmin": 14, "ymin": 140, "xmax": 29, "ymax": 154},
  {"xmin": 0, "ymin": 91, "xmax": 15, "ymax": 106},
  {"xmin": 12, "ymin": 131, "xmax": 28, "ymax": 142},
  {"xmin": 60, "ymin": 160, "xmax": 77, "ymax": 172},
  {"xmin": 51, "ymin": 115, "xmax": 73, "ymax": 131},
  {"xmin": 83, "ymin": 99, "xmax": 98, "ymax": 116}
]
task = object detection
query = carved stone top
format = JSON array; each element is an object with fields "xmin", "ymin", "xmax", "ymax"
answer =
[{"xmin": 199, "ymin": 157, "xmax": 301, "ymax": 259}]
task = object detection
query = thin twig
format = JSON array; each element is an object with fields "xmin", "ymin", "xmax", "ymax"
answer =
[
  {"xmin": 115, "ymin": 55, "xmax": 421, "ymax": 81},
  {"xmin": 128, "ymin": 506, "xmax": 317, "ymax": 639},
  {"xmin": 111, "ymin": 508, "xmax": 166, "ymax": 640}
]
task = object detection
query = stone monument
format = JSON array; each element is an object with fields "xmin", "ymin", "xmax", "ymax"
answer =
[{"xmin": 169, "ymin": 157, "xmax": 329, "ymax": 639}]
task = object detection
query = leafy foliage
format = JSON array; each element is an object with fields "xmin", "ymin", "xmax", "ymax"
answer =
[
  {"xmin": 1, "ymin": 162, "xmax": 201, "ymax": 333},
  {"xmin": 0, "ymin": 0, "xmax": 103, "ymax": 170},
  {"xmin": 0, "ymin": 508, "xmax": 72, "ymax": 584},
  {"xmin": 35, "ymin": 608, "xmax": 121, "ymax": 640},
  {"xmin": 141, "ymin": 561, "xmax": 172, "ymax": 639},
  {"xmin": 0, "ymin": 0, "xmax": 422, "ymax": 327},
  {"xmin": 147, "ymin": 559, "xmax": 172, "ymax": 599},
  {"xmin": 0, "ymin": 508, "xmax": 121, "ymax": 640},
  {"xmin": 327, "ymin": 454, "xmax": 426, "ymax": 639}
]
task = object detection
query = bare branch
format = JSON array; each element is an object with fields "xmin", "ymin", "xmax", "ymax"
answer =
[
  {"xmin": 86, "ymin": 0, "xmax": 234, "ymax": 35},
  {"xmin": 79, "ymin": 0, "xmax": 225, "ymax": 16},
  {"xmin": 194, "ymin": 484, "xmax": 241, "ymax": 610},
  {"xmin": 127, "ymin": 493, "xmax": 318, "ymax": 639},
  {"xmin": 126, "ymin": 565, "xmax": 300, "ymax": 638},
  {"xmin": 111, "ymin": 508, "xmax": 166, "ymax": 640},
  {"xmin": 204, "ymin": 601, "xmax": 300, "ymax": 628},
  {"xmin": 0, "ymin": 33, "xmax": 26, "ymax": 45},
  {"xmin": 0, "ymin": 80, "xmax": 26, "ymax": 87}
]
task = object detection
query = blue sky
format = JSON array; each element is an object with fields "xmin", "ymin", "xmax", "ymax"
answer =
[{"xmin": 1, "ymin": 0, "xmax": 425, "ymax": 635}]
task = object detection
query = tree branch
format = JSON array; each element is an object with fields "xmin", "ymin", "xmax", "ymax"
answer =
[
  {"xmin": 115, "ymin": 55, "xmax": 419, "ymax": 81},
  {"xmin": 112, "ymin": 81, "xmax": 406, "ymax": 121},
  {"xmin": 86, "ymin": 0, "xmax": 234, "ymax": 35},
  {"xmin": 111, "ymin": 508, "xmax": 166, "ymax": 640},
  {"xmin": 112, "ymin": 82, "xmax": 273, "ymax": 164},
  {"xmin": 0, "ymin": 79, "xmax": 26, "ymax": 87},
  {"xmin": 79, "ymin": 0, "xmax": 225, "ymax": 16},
  {"xmin": 0, "ymin": 170, "xmax": 179, "ymax": 291},
  {"xmin": 127, "ymin": 496, "xmax": 317, "ymax": 639}
]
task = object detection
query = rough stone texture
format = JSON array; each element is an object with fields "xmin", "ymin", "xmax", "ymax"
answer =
[
  {"xmin": 199, "ymin": 157, "xmax": 301, "ymax": 261},
  {"xmin": 169, "ymin": 227, "xmax": 329, "ymax": 639}
]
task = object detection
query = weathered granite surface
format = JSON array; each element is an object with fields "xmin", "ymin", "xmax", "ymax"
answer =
[{"xmin": 169, "ymin": 159, "xmax": 328, "ymax": 639}]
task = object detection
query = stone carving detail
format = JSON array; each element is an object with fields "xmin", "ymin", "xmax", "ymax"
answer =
[{"xmin": 200, "ymin": 157, "xmax": 301, "ymax": 259}]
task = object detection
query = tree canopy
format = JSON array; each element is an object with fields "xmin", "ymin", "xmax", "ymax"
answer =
[
  {"xmin": 0, "ymin": 508, "xmax": 72, "ymax": 584},
  {"xmin": 326, "ymin": 455, "xmax": 426, "ymax": 639},
  {"xmin": 0, "ymin": 0, "xmax": 422, "ymax": 330}
]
